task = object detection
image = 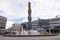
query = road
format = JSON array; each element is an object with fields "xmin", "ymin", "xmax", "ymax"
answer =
[{"xmin": 0, "ymin": 36, "xmax": 60, "ymax": 40}]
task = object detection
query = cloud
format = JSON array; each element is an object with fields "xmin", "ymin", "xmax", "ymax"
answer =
[
  {"xmin": 0, "ymin": 0, "xmax": 60, "ymax": 28},
  {"xmin": 31, "ymin": 0, "xmax": 60, "ymax": 19},
  {"xmin": 0, "ymin": 0, "xmax": 60, "ymax": 20},
  {"xmin": 0, "ymin": 0, "xmax": 28, "ymax": 20}
]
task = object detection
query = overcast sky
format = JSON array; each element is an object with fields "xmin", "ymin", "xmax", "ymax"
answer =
[{"xmin": 0, "ymin": 0, "xmax": 60, "ymax": 29}]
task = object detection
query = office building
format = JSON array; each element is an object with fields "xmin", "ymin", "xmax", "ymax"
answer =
[{"xmin": 0, "ymin": 16, "xmax": 7, "ymax": 35}]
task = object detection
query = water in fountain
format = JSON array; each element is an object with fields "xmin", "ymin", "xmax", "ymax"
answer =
[{"xmin": 20, "ymin": 26, "xmax": 48, "ymax": 35}]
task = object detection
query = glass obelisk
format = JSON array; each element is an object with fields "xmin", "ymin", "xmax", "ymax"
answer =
[{"xmin": 28, "ymin": 2, "xmax": 32, "ymax": 34}]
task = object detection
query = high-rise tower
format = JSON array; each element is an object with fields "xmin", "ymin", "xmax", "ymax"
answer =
[{"xmin": 28, "ymin": 2, "xmax": 32, "ymax": 30}]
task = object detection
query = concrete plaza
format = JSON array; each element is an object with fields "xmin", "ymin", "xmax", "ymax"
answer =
[{"xmin": 0, "ymin": 35, "xmax": 60, "ymax": 40}]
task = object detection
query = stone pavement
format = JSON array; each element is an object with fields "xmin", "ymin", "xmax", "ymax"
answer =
[{"xmin": 0, "ymin": 36, "xmax": 60, "ymax": 40}]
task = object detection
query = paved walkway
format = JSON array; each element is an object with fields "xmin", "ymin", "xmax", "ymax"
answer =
[{"xmin": 0, "ymin": 36, "xmax": 60, "ymax": 40}]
